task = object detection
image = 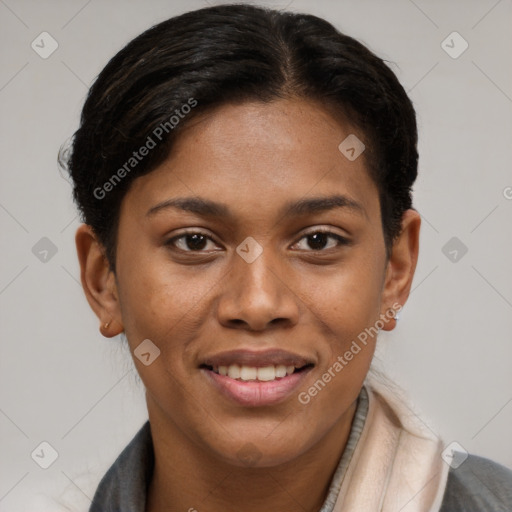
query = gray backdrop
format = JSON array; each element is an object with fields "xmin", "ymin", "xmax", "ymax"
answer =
[{"xmin": 1, "ymin": 0, "xmax": 511, "ymax": 509}]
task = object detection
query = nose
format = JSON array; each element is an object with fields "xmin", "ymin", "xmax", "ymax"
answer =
[{"xmin": 216, "ymin": 247, "xmax": 300, "ymax": 332}]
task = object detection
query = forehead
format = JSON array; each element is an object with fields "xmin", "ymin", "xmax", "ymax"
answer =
[{"xmin": 123, "ymin": 98, "xmax": 380, "ymax": 224}]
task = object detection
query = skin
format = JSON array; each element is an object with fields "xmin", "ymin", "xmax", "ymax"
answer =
[{"xmin": 76, "ymin": 98, "xmax": 420, "ymax": 511}]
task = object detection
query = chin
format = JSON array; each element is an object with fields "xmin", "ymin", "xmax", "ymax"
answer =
[{"xmin": 206, "ymin": 429, "xmax": 310, "ymax": 469}]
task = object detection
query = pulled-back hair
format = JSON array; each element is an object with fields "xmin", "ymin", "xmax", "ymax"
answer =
[{"xmin": 60, "ymin": 3, "xmax": 418, "ymax": 269}]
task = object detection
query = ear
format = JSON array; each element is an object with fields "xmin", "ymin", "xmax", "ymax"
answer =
[
  {"xmin": 75, "ymin": 224, "xmax": 124, "ymax": 338},
  {"xmin": 379, "ymin": 209, "xmax": 421, "ymax": 331}
]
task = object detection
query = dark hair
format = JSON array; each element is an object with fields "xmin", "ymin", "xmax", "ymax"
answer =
[{"xmin": 59, "ymin": 3, "xmax": 418, "ymax": 269}]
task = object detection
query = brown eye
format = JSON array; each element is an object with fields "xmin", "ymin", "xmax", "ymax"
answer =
[
  {"xmin": 293, "ymin": 231, "xmax": 349, "ymax": 251},
  {"xmin": 166, "ymin": 232, "xmax": 218, "ymax": 252}
]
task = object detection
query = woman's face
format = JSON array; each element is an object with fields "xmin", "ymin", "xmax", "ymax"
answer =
[{"xmin": 106, "ymin": 98, "xmax": 408, "ymax": 467}]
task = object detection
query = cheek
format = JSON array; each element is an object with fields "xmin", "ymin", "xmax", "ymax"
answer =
[
  {"xmin": 293, "ymin": 266, "xmax": 380, "ymax": 429},
  {"xmin": 115, "ymin": 265, "xmax": 206, "ymax": 408},
  {"xmin": 115, "ymin": 252, "xmax": 225, "ymax": 391},
  {"xmin": 117, "ymin": 245, "xmax": 208, "ymax": 334},
  {"xmin": 292, "ymin": 253, "xmax": 384, "ymax": 393},
  {"xmin": 296, "ymin": 256, "xmax": 384, "ymax": 334}
]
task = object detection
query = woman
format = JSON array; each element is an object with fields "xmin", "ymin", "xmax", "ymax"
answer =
[{"xmin": 60, "ymin": 3, "xmax": 512, "ymax": 511}]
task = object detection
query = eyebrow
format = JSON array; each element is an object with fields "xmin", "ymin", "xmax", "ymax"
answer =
[{"xmin": 146, "ymin": 194, "xmax": 366, "ymax": 220}]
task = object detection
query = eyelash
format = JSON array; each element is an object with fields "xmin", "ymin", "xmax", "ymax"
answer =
[{"xmin": 165, "ymin": 229, "xmax": 350, "ymax": 254}]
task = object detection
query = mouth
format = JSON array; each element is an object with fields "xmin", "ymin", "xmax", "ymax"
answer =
[
  {"xmin": 200, "ymin": 363, "xmax": 313, "ymax": 382},
  {"xmin": 199, "ymin": 349, "xmax": 315, "ymax": 407}
]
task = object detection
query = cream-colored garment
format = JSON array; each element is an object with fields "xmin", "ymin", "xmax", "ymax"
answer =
[{"xmin": 332, "ymin": 382, "xmax": 450, "ymax": 512}]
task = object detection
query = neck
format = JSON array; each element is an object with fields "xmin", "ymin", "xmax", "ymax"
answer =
[{"xmin": 145, "ymin": 400, "xmax": 357, "ymax": 512}]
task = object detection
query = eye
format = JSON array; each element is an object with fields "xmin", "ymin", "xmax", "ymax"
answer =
[
  {"xmin": 165, "ymin": 231, "xmax": 219, "ymax": 252},
  {"xmin": 292, "ymin": 230, "xmax": 349, "ymax": 251},
  {"xmin": 165, "ymin": 229, "xmax": 349, "ymax": 254}
]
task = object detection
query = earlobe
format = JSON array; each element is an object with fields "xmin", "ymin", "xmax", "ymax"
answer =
[
  {"xmin": 75, "ymin": 224, "xmax": 124, "ymax": 337},
  {"xmin": 380, "ymin": 209, "xmax": 421, "ymax": 331}
]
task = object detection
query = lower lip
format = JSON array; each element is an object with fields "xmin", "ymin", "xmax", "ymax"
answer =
[{"xmin": 201, "ymin": 367, "xmax": 313, "ymax": 407}]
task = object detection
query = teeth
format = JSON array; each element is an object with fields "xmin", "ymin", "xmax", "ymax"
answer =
[
  {"xmin": 212, "ymin": 363, "xmax": 301, "ymax": 381},
  {"xmin": 240, "ymin": 366, "xmax": 257, "ymax": 381},
  {"xmin": 275, "ymin": 365, "xmax": 287, "ymax": 378},
  {"xmin": 227, "ymin": 364, "xmax": 240, "ymax": 379},
  {"xmin": 257, "ymin": 366, "xmax": 275, "ymax": 381}
]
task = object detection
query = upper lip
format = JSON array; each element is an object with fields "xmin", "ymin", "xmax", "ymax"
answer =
[{"xmin": 201, "ymin": 349, "xmax": 315, "ymax": 369}]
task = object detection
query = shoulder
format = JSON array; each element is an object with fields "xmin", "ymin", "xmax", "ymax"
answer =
[{"xmin": 440, "ymin": 454, "xmax": 512, "ymax": 512}]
